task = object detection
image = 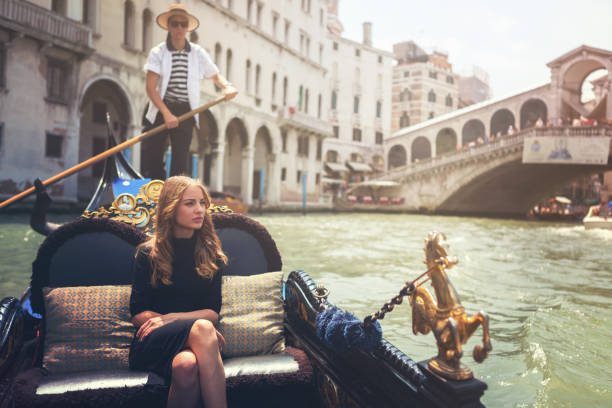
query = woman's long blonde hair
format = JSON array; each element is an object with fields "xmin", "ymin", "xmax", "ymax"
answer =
[{"xmin": 139, "ymin": 176, "xmax": 227, "ymax": 287}]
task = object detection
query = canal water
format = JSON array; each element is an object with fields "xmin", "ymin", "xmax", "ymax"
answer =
[{"xmin": 1, "ymin": 212, "xmax": 610, "ymax": 407}]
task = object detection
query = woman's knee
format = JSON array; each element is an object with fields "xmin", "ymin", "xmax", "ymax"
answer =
[
  {"xmin": 171, "ymin": 352, "xmax": 198, "ymax": 387},
  {"xmin": 188, "ymin": 319, "xmax": 217, "ymax": 349}
]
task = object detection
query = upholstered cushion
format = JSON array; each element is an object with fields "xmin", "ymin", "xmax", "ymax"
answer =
[
  {"xmin": 219, "ymin": 271, "xmax": 285, "ymax": 357},
  {"xmin": 42, "ymin": 285, "xmax": 135, "ymax": 374}
]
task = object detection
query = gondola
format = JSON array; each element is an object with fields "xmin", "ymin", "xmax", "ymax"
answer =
[{"xmin": 0, "ymin": 129, "xmax": 491, "ymax": 408}]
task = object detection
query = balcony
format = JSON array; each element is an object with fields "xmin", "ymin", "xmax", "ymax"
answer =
[
  {"xmin": 0, "ymin": 0, "xmax": 93, "ymax": 55},
  {"xmin": 277, "ymin": 106, "xmax": 333, "ymax": 137}
]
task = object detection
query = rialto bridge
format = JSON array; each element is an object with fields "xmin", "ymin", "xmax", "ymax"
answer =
[{"xmin": 357, "ymin": 45, "xmax": 612, "ymax": 216}]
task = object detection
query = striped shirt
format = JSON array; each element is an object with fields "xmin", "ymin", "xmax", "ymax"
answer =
[{"xmin": 165, "ymin": 50, "xmax": 189, "ymax": 103}]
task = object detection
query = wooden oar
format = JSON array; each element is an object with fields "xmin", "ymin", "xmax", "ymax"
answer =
[{"xmin": 0, "ymin": 96, "xmax": 226, "ymax": 210}]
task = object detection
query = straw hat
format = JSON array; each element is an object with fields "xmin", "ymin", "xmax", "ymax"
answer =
[{"xmin": 156, "ymin": 5, "xmax": 200, "ymax": 31}]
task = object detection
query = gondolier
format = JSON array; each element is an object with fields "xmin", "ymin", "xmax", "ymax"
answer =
[{"xmin": 142, "ymin": 4, "xmax": 237, "ymax": 180}]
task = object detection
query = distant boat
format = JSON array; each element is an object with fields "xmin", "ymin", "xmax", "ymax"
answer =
[
  {"xmin": 209, "ymin": 190, "xmax": 248, "ymax": 214},
  {"xmin": 583, "ymin": 205, "xmax": 612, "ymax": 230}
]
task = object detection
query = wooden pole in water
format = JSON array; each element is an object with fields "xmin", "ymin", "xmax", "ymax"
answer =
[{"xmin": 0, "ymin": 97, "xmax": 226, "ymax": 210}]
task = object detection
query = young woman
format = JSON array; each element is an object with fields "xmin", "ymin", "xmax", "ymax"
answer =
[{"xmin": 129, "ymin": 175, "xmax": 228, "ymax": 408}]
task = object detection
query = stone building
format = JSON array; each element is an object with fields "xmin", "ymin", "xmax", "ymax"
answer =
[
  {"xmin": 458, "ymin": 66, "xmax": 491, "ymax": 108},
  {"xmin": 322, "ymin": 0, "xmax": 393, "ymax": 195},
  {"xmin": 391, "ymin": 41, "xmax": 459, "ymax": 133},
  {"xmin": 0, "ymin": 0, "xmax": 332, "ymax": 208}
]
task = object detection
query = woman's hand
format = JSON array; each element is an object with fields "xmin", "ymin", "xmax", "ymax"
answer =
[
  {"xmin": 162, "ymin": 111, "xmax": 179, "ymax": 129},
  {"xmin": 136, "ymin": 314, "xmax": 177, "ymax": 341},
  {"xmin": 223, "ymin": 85, "xmax": 238, "ymax": 101},
  {"xmin": 215, "ymin": 329, "xmax": 226, "ymax": 352}
]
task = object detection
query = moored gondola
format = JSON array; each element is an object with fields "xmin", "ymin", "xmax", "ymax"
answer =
[{"xmin": 0, "ymin": 129, "xmax": 491, "ymax": 407}]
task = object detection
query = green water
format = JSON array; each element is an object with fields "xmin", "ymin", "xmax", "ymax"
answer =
[{"xmin": 1, "ymin": 212, "xmax": 611, "ymax": 407}]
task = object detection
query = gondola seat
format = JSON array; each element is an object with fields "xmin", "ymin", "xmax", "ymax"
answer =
[{"xmin": 8, "ymin": 215, "xmax": 315, "ymax": 408}]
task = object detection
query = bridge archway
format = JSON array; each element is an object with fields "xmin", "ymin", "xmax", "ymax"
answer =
[
  {"xmin": 411, "ymin": 137, "xmax": 431, "ymax": 163},
  {"xmin": 462, "ymin": 119, "xmax": 485, "ymax": 145},
  {"xmin": 490, "ymin": 109, "xmax": 515, "ymax": 136},
  {"xmin": 436, "ymin": 128, "xmax": 457, "ymax": 155},
  {"xmin": 388, "ymin": 145, "xmax": 407, "ymax": 169},
  {"xmin": 520, "ymin": 98, "xmax": 548, "ymax": 129}
]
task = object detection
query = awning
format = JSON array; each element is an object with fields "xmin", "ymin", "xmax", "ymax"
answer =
[
  {"xmin": 346, "ymin": 161, "xmax": 373, "ymax": 172},
  {"xmin": 321, "ymin": 177, "xmax": 345, "ymax": 185},
  {"xmin": 554, "ymin": 196, "xmax": 571, "ymax": 204},
  {"xmin": 351, "ymin": 180, "xmax": 400, "ymax": 188},
  {"xmin": 325, "ymin": 162, "xmax": 349, "ymax": 173}
]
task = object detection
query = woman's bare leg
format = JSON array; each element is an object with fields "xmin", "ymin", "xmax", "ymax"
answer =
[
  {"xmin": 168, "ymin": 350, "xmax": 201, "ymax": 408},
  {"xmin": 187, "ymin": 319, "xmax": 227, "ymax": 408}
]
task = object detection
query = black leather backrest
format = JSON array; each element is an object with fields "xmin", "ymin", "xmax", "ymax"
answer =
[
  {"xmin": 30, "ymin": 213, "xmax": 282, "ymax": 316},
  {"xmin": 48, "ymin": 232, "xmax": 138, "ymax": 287}
]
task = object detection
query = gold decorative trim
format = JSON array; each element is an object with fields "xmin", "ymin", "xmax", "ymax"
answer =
[{"xmin": 82, "ymin": 180, "xmax": 233, "ymax": 233}]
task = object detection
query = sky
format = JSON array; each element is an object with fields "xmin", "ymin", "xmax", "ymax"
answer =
[{"xmin": 338, "ymin": 0, "xmax": 612, "ymax": 99}]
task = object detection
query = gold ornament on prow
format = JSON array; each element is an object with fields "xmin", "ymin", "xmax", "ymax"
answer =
[{"xmin": 362, "ymin": 231, "xmax": 492, "ymax": 381}]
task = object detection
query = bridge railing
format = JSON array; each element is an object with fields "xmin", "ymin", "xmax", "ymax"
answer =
[{"xmin": 378, "ymin": 125, "xmax": 612, "ymax": 181}]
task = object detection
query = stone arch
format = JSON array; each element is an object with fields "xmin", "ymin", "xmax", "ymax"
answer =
[
  {"xmin": 253, "ymin": 126, "xmax": 272, "ymax": 200},
  {"xmin": 388, "ymin": 145, "xmax": 407, "ymax": 169},
  {"xmin": 436, "ymin": 128, "xmax": 457, "ymax": 156},
  {"xmin": 196, "ymin": 110, "xmax": 219, "ymax": 186},
  {"xmin": 560, "ymin": 57, "xmax": 610, "ymax": 119},
  {"xmin": 223, "ymin": 118, "xmax": 248, "ymax": 196},
  {"xmin": 462, "ymin": 119, "xmax": 486, "ymax": 145},
  {"xmin": 411, "ymin": 137, "xmax": 431, "ymax": 162},
  {"xmin": 520, "ymin": 98, "xmax": 548, "ymax": 129},
  {"xmin": 78, "ymin": 78, "xmax": 132, "ymax": 200},
  {"xmin": 490, "ymin": 109, "xmax": 515, "ymax": 136}
]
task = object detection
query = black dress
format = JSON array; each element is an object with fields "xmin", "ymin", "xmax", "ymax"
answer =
[{"xmin": 129, "ymin": 236, "xmax": 222, "ymax": 382}]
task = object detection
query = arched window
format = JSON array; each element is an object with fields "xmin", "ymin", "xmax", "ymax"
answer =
[
  {"xmin": 142, "ymin": 9, "xmax": 153, "ymax": 51},
  {"xmin": 401, "ymin": 89, "xmax": 412, "ymax": 101},
  {"xmin": 123, "ymin": 0, "xmax": 135, "ymax": 48},
  {"xmin": 245, "ymin": 60, "xmax": 251, "ymax": 94},
  {"xmin": 445, "ymin": 94, "xmax": 453, "ymax": 107},
  {"xmin": 317, "ymin": 94, "xmax": 322, "ymax": 118},
  {"xmin": 271, "ymin": 72, "xmax": 277, "ymax": 103},
  {"xmin": 400, "ymin": 112, "xmax": 410, "ymax": 127},
  {"xmin": 255, "ymin": 64, "xmax": 261, "ymax": 97},
  {"xmin": 353, "ymin": 96, "xmax": 359, "ymax": 114},
  {"xmin": 331, "ymin": 91, "xmax": 337, "ymax": 109},
  {"xmin": 428, "ymin": 89, "xmax": 436, "ymax": 103},
  {"xmin": 283, "ymin": 76, "xmax": 288, "ymax": 106},
  {"xmin": 225, "ymin": 49, "xmax": 232, "ymax": 81},
  {"xmin": 376, "ymin": 101, "xmax": 382, "ymax": 118},
  {"xmin": 304, "ymin": 88, "xmax": 309, "ymax": 113}
]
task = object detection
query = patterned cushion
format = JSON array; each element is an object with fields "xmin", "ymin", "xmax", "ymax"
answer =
[
  {"xmin": 219, "ymin": 271, "xmax": 285, "ymax": 358},
  {"xmin": 42, "ymin": 285, "xmax": 135, "ymax": 374}
]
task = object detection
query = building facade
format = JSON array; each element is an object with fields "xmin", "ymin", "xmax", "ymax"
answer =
[
  {"xmin": 458, "ymin": 66, "xmax": 491, "ymax": 108},
  {"xmin": 322, "ymin": 1, "xmax": 393, "ymax": 195},
  {"xmin": 0, "ymin": 0, "xmax": 332, "ymax": 208},
  {"xmin": 391, "ymin": 41, "xmax": 459, "ymax": 134}
]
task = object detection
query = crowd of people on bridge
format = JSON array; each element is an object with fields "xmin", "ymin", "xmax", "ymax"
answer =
[{"xmin": 455, "ymin": 114, "xmax": 612, "ymax": 152}]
